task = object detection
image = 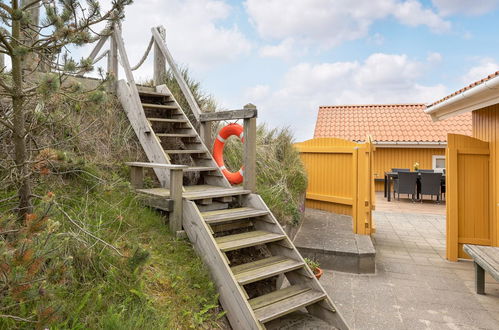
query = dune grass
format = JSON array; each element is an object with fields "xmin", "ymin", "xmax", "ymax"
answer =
[
  {"xmin": 0, "ymin": 93, "xmax": 226, "ymax": 329},
  {"xmin": 0, "ymin": 166, "xmax": 226, "ymax": 329},
  {"xmin": 223, "ymin": 125, "xmax": 307, "ymax": 226}
]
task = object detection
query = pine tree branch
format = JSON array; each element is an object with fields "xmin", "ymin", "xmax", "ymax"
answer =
[
  {"xmin": 0, "ymin": 3, "xmax": 12, "ymax": 15},
  {"xmin": 0, "ymin": 30, "xmax": 13, "ymax": 54},
  {"xmin": 21, "ymin": 0, "xmax": 43, "ymax": 11}
]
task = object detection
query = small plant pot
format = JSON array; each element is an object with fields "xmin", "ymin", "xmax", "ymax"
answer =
[{"xmin": 314, "ymin": 267, "xmax": 324, "ymax": 280}]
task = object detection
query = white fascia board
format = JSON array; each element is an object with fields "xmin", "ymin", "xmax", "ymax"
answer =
[{"xmin": 425, "ymin": 76, "xmax": 499, "ymax": 121}]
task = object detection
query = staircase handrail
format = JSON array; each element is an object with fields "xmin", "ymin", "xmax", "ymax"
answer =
[
  {"xmin": 112, "ymin": 24, "xmax": 151, "ymax": 134},
  {"xmin": 151, "ymin": 26, "xmax": 202, "ymax": 121}
]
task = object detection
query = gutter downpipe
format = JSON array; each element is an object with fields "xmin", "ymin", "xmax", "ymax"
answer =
[{"xmin": 424, "ymin": 75, "xmax": 499, "ymax": 121}]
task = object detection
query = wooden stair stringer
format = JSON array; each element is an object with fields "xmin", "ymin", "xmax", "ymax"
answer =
[
  {"xmin": 183, "ymin": 199, "xmax": 263, "ymax": 330},
  {"xmin": 243, "ymin": 193, "xmax": 350, "ymax": 330},
  {"xmin": 155, "ymin": 84, "xmax": 231, "ymax": 188},
  {"xmin": 117, "ymin": 80, "xmax": 172, "ymax": 186}
]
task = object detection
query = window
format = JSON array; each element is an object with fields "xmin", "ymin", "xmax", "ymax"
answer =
[{"xmin": 432, "ymin": 155, "xmax": 445, "ymax": 172}]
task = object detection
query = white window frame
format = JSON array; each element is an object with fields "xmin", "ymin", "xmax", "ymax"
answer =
[{"xmin": 432, "ymin": 155, "xmax": 446, "ymax": 172}]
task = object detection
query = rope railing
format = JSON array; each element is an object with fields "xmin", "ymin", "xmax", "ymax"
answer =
[
  {"xmin": 92, "ymin": 50, "xmax": 109, "ymax": 65},
  {"xmin": 130, "ymin": 36, "xmax": 154, "ymax": 71}
]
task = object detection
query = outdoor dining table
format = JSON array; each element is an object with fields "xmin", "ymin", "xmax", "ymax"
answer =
[{"xmin": 384, "ymin": 171, "xmax": 446, "ymax": 202}]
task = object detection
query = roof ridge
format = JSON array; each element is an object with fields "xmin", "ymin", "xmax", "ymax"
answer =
[
  {"xmin": 319, "ymin": 103, "xmax": 426, "ymax": 109},
  {"xmin": 319, "ymin": 103, "xmax": 426, "ymax": 108}
]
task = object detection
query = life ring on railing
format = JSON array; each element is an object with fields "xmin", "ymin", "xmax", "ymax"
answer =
[{"xmin": 213, "ymin": 123, "xmax": 244, "ymax": 184}]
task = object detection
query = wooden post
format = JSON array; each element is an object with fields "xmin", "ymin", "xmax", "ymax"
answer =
[
  {"xmin": 200, "ymin": 122, "xmax": 213, "ymax": 151},
  {"xmin": 130, "ymin": 166, "xmax": 144, "ymax": 189},
  {"xmin": 153, "ymin": 26, "xmax": 167, "ymax": 86},
  {"xmin": 243, "ymin": 104, "xmax": 257, "ymax": 192},
  {"xmin": 21, "ymin": 0, "xmax": 40, "ymax": 71},
  {"xmin": 108, "ymin": 34, "xmax": 119, "ymax": 83},
  {"xmin": 169, "ymin": 168, "xmax": 184, "ymax": 234}
]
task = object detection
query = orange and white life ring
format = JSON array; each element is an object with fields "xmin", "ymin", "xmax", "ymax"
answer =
[{"xmin": 213, "ymin": 123, "xmax": 244, "ymax": 184}]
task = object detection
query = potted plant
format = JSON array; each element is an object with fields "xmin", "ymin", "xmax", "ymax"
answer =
[
  {"xmin": 413, "ymin": 162, "xmax": 420, "ymax": 171},
  {"xmin": 304, "ymin": 258, "xmax": 323, "ymax": 280}
]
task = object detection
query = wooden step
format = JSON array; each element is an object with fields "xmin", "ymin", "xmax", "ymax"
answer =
[
  {"xmin": 138, "ymin": 90, "xmax": 170, "ymax": 98},
  {"xmin": 164, "ymin": 149, "xmax": 207, "ymax": 154},
  {"xmin": 231, "ymin": 256, "xmax": 304, "ymax": 285},
  {"xmin": 147, "ymin": 117, "xmax": 188, "ymax": 123},
  {"xmin": 156, "ymin": 133, "xmax": 198, "ymax": 138},
  {"xmin": 249, "ymin": 285, "xmax": 326, "ymax": 324},
  {"xmin": 135, "ymin": 186, "xmax": 250, "ymax": 202},
  {"xmin": 142, "ymin": 103, "xmax": 177, "ymax": 110},
  {"xmin": 184, "ymin": 187, "xmax": 251, "ymax": 200},
  {"xmin": 201, "ymin": 207, "xmax": 268, "ymax": 225},
  {"xmin": 184, "ymin": 166, "xmax": 218, "ymax": 172},
  {"xmin": 215, "ymin": 230, "xmax": 285, "ymax": 252}
]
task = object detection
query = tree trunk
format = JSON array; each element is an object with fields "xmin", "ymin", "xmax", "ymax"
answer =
[{"xmin": 11, "ymin": 0, "xmax": 32, "ymax": 219}]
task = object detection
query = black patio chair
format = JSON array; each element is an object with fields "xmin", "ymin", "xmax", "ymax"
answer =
[
  {"xmin": 391, "ymin": 168, "xmax": 410, "ymax": 173},
  {"xmin": 417, "ymin": 169, "xmax": 434, "ymax": 173},
  {"xmin": 420, "ymin": 172, "xmax": 442, "ymax": 203},
  {"xmin": 394, "ymin": 172, "xmax": 418, "ymax": 201}
]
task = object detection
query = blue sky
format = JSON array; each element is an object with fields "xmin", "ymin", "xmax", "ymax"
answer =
[{"xmin": 115, "ymin": 0, "xmax": 499, "ymax": 141}]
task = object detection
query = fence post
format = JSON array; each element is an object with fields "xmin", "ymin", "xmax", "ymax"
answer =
[
  {"xmin": 129, "ymin": 166, "xmax": 144, "ymax": 189},
  {"xmin": 153, "ymin": 26, "xmax": 167, "ymax": 86},
  {"xmin": 243, "ymin": 104, "xmax": 257, "ymax": 192},
  {"xmin": 169, "ymin": 168, "xmax": 184, "ymax": 234},
  {"xmin": 352, "ymin": 147, "xmax": 359, "ymax": 234}
]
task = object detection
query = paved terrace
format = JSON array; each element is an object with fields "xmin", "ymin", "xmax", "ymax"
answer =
[{"xmin": 318, "ymin": 193, "xmax": 499, "ymax": 330}]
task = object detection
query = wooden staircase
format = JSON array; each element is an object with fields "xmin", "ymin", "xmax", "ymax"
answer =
[{"xmin": 118, "ymin": 85, "xmax": 349, "ymax": 329}]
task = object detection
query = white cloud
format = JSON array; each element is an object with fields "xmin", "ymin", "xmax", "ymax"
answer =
[
  {"xmin": 368, "ymin": 33, "xmax": 385, "ymax": 46},
  {"xmin": 393, "ymin": 0, "xmax": 451, "ymax": 32},
  {"xmin": 431, "ymin": 0, "xmax": 499, "ymax": 16},
  {"xmin": 427, "ymin": 52, "xmax": 442, "ymax": 63},
  {"xmin": 259, "ymin": 39, "xmax": 296, "ymax": 60},
  {"xmin": 245, "ymin": 0, "xmax": 450, "ymax": 49},
  {"xmin": 246, "ymin": 53, "xmax": 448, "ymax": 141},
  {"xmin": 83, "ymin": 0, "xmax": 251, "ymax": 80},
  {"xmin": 245, "ymin": 85, "xmax": 271, "ymax": 100},
  {"xmin": 461, "ymin": 58, "xmax": 499, "ymax": 84}
]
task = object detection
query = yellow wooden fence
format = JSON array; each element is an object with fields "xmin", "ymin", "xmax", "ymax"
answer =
[
  {"xmin": 295, "ymin": 137, "xmax": 375, "ymax": 235},
  {"xmin": 447, "ymin": 134, "xmax": 491, "ymax": 260}
]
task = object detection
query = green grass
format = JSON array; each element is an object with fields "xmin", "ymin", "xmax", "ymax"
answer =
[{"xmin": 0, "ymin": 167, "xmax": 225, "ymax": 329}]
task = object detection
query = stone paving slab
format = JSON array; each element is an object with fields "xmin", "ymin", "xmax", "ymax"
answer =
[
  {"xmin": 294, "ymin": 209, "xmax": 376, "ymax": 274},
  {"xmin": 320, "ymin": 210, "xmax": 499, "ymax": 330}
]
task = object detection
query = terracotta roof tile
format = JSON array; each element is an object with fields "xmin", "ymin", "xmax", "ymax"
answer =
[
  {"xmin": 314, "ymin": 104, "xmax": 471, "ymax": 143},
  {"xmin": 428, "ymin": 71, "xmax": 499, "ymax": 108}
]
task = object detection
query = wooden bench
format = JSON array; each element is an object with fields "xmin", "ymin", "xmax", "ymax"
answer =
[{"xmin": 463, "ymin": 244, "xmax": 499, "ymax": 294}]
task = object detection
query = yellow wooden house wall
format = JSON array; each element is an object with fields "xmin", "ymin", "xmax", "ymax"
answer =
[
  {"xmin": 472, "ymin": 105, "xmax": 499, "ymax": 249},
  {"xmin": 373, "ymin": 148, "xmax": 446, "ymax": 191}
]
